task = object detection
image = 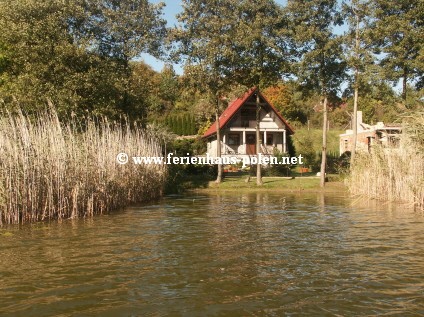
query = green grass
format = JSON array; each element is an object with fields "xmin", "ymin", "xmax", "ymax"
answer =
[{"xmin": 200, "ymin": 176, "xmax": 346, "ymax": 192}]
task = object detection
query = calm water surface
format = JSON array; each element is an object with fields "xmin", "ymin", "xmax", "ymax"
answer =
[{"xmin": 1, "ymin": 193, "xmax": 424, "ymax": 316}]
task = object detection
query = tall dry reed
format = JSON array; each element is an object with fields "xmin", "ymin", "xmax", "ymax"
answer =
[
  {"xmin": 348, "ymin": 112, "xmax": 424, "ymax": 210},
  {"xmin": 0, "ymin": 110, "xmax": 167, "ymax": 225}
]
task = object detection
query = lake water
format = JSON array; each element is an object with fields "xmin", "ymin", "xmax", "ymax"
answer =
[{"xmin": 1, "ymin": 193, "xmax": 424, "ymax": 316}]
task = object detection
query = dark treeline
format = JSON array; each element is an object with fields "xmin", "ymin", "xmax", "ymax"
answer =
[
  {"xmin": 0, "ymin": 0, "xmax": 422, "ymax": 129},
  {"xmin": 0, "ymin": 0, "xmax": 167, "ymax": 121}
]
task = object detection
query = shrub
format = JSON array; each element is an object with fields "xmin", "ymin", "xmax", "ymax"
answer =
[{"xmin": 267, "ymin": 149, "xmax": 292, "ymax": 176}]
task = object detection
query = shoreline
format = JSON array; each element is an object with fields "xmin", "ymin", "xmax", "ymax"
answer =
[{"xmin": 190, "ymin": 177, "xmax": 348, "ymax": 194}]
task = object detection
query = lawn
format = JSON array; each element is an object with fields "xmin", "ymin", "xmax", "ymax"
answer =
[{"xmin": 200, "ymin": 175, "xmax": 346, "ymax": 193}]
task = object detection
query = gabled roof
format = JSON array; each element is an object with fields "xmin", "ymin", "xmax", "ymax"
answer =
[{"xmin": 202, "ymin": 87, "xmax": 294, "ymax": 138}]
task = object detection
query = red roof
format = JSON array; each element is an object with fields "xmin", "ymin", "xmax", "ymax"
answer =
[{"xmin": 202, "ymin": 87, "xmax": 294, "ymax": 138}]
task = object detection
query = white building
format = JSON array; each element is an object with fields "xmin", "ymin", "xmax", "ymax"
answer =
[
  {"xmin": 202, "ymin": 87, "xmax": 294, "ymax": 158},
  {"xmin": 339, "ymin": 111, "xmax": 402, "ymax": 155}
]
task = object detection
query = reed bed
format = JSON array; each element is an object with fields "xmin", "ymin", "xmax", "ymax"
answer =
[
  {"xmin": 348, "ymin": 113, "xmax": 424, "ymax": 211},
  {"xmin": 0, "ymin": 110, "xmax": 167, "ymax": 225}
]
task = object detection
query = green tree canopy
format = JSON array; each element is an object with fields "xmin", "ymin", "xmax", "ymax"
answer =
[
  {"xmin": 231, "ymin": 0, "xmax": 290, "ymax": 89},
  {"xmin": 286, "ymin": 0, "xmax": 347, "ymax": 187},
  {"xmin": 172, "ymin": 0, "xmax": 245, "ymax": 183},
  {"xmin": 172, "ymin": 0, "xmax": 242, "ymax": 95},
  {"xmin": 0, "ymin": 0, "xmax": 167, "ymax": 120},
  {"xmin": 368, "ymin": 0, "xmax": 424, "ymax": 101},
  {"xmin": 287, "ymin": 0, "xmax": 347, "ymax": 96}
]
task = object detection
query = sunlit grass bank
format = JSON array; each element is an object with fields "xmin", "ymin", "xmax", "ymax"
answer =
[
  {"xmin": 0, "ymin": 110, "xmax": 167, "ymax": 225},
  {"xmin": 202, "ymin": 176, "xmax": 345, "ymax": 192},
  {"xmin": 348, "ymin": 113, "xmax": 424, "ymax": 210}
]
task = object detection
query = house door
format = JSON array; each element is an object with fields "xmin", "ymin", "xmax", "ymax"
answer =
[{"xmin": 246, "ymin": 134, "xmax": 256, "ymax": 155}]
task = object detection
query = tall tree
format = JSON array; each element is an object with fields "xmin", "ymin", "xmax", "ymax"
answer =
[
  {"xmin": 172, "ymin": 0, "xmax": 240, "ymax": 183},
  {"xmin": 369, "ymin": 0, "xmax": 423, "ymax": 101},
  {"xmin": 343, "ymin": 0, "xmax": 373, "ymax": 164},
  {"xmin": 232, "ymin": 0, "xmax": 290, "ymax": 185},
  {"xmin": 131, "ymin": 60, "xmax": 162, "ymax": 113},
  {"xmin": 286, "ymin": 0, "xmax": 347, "ymax": 187},
  {"xmin": 93, "ymin": 0, "xmax": 167, "ymax": 116},
  {"xmin": 0, "ymin": 0, "xmax": 167, "ymax": 120},
  {"xmin": 0, "ymin": 0, "xmax": 99, "ymax": 115},
  {"xmin": 263, "ymin": 82, "xmax": 309, "ymax": 124},
  {"xmin": 158, "ymin": 64, "xmax": 180, "ymax": 111}
]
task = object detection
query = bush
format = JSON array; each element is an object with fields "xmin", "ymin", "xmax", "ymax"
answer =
[
  {"xmin": 267, "ymin": 149, "xmax": 293, "ymax": 176},
  {"xmin": 153, "ymin": 113, "xmax": 198, "ymax": 136},
  {"xmin": 164, "ymin": 161, "xmax": 216, "ymax": 193},
  {"xmin": 325, "ymin": 151, "xmax": 341, "ymax": 174},
  {"xmin": 247, "ymin": 149, "xmax": 292, "ymax": 177}
]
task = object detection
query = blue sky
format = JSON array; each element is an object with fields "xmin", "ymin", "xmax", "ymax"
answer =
[
  {"xmin": 138, "ymin": 0, "xmax": 183, "ymax": 73},
  {"xmin": 139, "ymin": 0, "xmax": 348, "ymax": 75}
]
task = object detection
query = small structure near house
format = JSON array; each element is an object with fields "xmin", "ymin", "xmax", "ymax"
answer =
[
  {"xmin": 202, "ymin": 87, "xmax": 294, "ymax": 158},
  {"xmin": 339, "ymin": 111, "xmax": 402, "ymax": 155}
]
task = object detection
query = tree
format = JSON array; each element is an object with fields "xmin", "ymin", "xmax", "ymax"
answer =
[
  {"xmin": 0, "ymin": 0, "xmax": 167, "ymax": 120},
  {"xmin": 131, "ymin": 60, "xmax": 162, "ymax": 114},
  {"xmin": 263, "ymin": 82, "xmax": 308, "ymax": 124},
  {"xmin": 178, "ymin": 115, "xmax": 184, "ymax": 135},
  {"xmin": 345, "ymin": 80, "xmax": 399, "ymax": 124},
  {"xmin": 368, "ymin": 0, "xmax": 423, "ymax": 102},
  {"xmin": 286, "ymin": 0, "xmax": 347, "ymax": 187},
  {"xmin": 182, "ymin": 114, "xmax": 188, "ymax": 135},
  {"xmin": 190, "ymin": 114, "xmax": 197, "ymax": 134},
  {"xmin": 169, "ymin": 116, "xmax": 176, "ymax": 133},
  {"xmin": 92, "ymin": 0, "xmax": 167, "ymax": 116},
  {"xmin": 343, "ymin": 0, "xmax": 373, "ymax": 164},
  {"xmin": 0, "ymin": 42, "xmax": 9, "ymax": 80},
  {"xmin": 231, "ymin": 0, "xmax": 290, "ymax": 185},
  {"xmin": 0, "ymin": 0, "xmax": 101, "ymax": 116},
  {"xmin": 172, "ymin": 0, "xmax": 241, "ymax": 183},
  {"xmin": 158, "ymin": 64, "xmax": 180, "ymax": 111}
]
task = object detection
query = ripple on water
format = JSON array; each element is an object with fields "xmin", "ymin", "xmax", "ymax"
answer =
[{"xmin": 1, "ymin": 193, "xmax": 424, "ymax": 316}]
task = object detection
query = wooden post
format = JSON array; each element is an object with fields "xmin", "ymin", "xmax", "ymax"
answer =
[
  {"xmin": 283, "ymin": 130, "xmax": 287, "ymax": 153},
  {"xmin": 243, "ymin": 130, "xmax": 246, "ymax": 154},
  {"xmin": 256, "ymin": 90, "xmax": 263, "ymax": 185},
  {"xmin": 215, "ymin": 97, "xmax": 222, "ymax": 184},
  {"xmin": 351, "ymin": 9, "xmax": 360, "ymax": 165},
  {"xmin": 320, "ymin": 96, "xmax": 328, "ymax": 188}
]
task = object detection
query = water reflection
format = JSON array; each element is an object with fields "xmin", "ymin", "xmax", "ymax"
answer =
[{"xmin": 1, "ymin": 192, "xmax": 424, "ymax": 316}]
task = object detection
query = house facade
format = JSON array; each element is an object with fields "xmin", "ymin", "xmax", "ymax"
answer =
[
  {"xmin": 339, "ymin": 111, "xmax": 402, "ymax": 155},
  {"xmin": 202, "ymin": 88, "xmax": 294, "ymax": 158}
]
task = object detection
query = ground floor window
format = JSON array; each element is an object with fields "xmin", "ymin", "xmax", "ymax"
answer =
[
  {"xmin": 266, "ymin": 134, "xmax": 274, "ymax": 145},
  {"xmin": 228, "ymin": 133, "xmax": 240, "ymax": 146},
  {"xmin": 261, "ymin": 133, "xmax": 274, "ymax": 145}
]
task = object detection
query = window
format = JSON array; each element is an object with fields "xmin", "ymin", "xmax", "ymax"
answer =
[
  {"xmin": 261, "ymin": 133, "xmax": 274, "ymax": 145},
  {"xmin": 228, "ymin": 134, "xmax": 240, "ymax": 146},
  {"xmin": 266, "ymin": 134, "xmax": 274, "ymax": 146},
  {"xmin": 241, "ymin": 108, "xmax": 256, "ymax": 127}
]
